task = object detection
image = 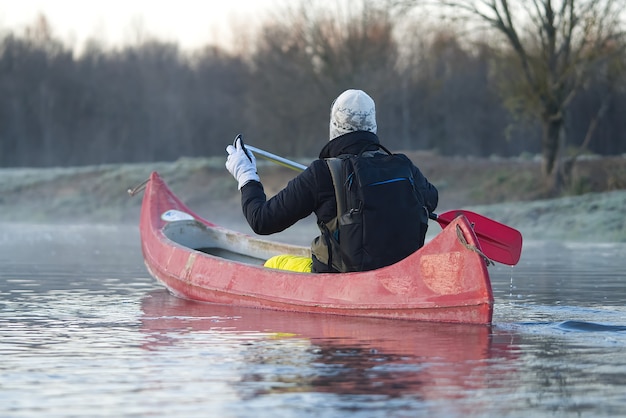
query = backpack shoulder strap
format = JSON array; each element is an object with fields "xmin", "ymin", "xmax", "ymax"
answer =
[
  {"xmin": 325, "ymin": 157, "xmax": 347, "ymax": 216},
  {"xmin": 316, "ymin": 156, "xmax": 354, "ymax": 271}
]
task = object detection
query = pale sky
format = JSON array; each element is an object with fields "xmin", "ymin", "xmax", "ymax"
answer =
[{"xmin": 0, "ymin": 0, "xmax": 286, "ymax": 51}]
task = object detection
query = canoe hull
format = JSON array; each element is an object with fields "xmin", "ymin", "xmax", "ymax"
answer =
[{"xmin": 140, "ymin": 172, "xmax": 494, "ymax": 324}]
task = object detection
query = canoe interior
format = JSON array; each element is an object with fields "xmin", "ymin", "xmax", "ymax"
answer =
[{"xmin": 162, "ymin": 219, "xmax": 311, "ymax": 266}]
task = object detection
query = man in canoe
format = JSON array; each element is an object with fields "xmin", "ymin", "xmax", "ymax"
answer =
[{"xmin": 226, "ymin": 89, "xmax": 438, "ymax": 273}]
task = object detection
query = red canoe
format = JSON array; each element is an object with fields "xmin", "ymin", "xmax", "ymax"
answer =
[{"xmin": 139, "ymin": 172, "xmax": 494, "ymax": 324}]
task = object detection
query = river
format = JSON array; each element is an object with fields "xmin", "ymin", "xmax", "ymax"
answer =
[{"xmin": 1, "ymin": 223, "xmax": 626, "ymax": 417}]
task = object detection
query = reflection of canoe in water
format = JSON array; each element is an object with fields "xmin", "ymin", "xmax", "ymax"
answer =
[
  {"xmin": 140, "ymin": 289, "xmax": 493, "ymax": 358},
  {"xmin": 140, "ymin": 290, "xmax": 516, "ymax": 399},
  {"xmin": 140, "ymin": 172, "xmax": 493, "ymax": 324}
]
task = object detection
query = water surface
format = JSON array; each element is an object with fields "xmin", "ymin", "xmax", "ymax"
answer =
[{"xmin": 1, "ymin": 224, "xmax": 626, "ymax": 417}]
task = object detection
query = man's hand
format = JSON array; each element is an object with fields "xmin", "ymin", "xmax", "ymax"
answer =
[{"xmin": 225, "ymin": 135, "xmax": 260, "ymax": 189}]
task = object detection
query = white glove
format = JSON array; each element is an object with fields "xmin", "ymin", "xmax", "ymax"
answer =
[{"xmin": 225, "ymin": 137, "xmax": 260, "ymax": 189}]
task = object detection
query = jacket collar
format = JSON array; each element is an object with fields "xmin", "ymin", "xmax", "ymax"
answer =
[{"xmin": 318, "ymin": 131, "xmax": 380, "ymax": 159}]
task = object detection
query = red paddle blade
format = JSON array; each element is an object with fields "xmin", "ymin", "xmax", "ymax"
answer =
[{"xmin": 434, "ymin": 210, "xmax": 523, "ymax": 266}]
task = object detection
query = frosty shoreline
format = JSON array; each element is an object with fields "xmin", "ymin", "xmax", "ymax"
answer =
[{"xmin": 1, "ymin": 158, "xmax": 624, "ymax": 243}]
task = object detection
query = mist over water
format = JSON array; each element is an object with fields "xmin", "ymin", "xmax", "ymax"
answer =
[{"xmin": 2, "ymin": 223, "xmax": 626, "ymax": 417}]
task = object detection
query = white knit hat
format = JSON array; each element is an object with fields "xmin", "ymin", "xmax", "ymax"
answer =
[{"xmin": 329, "ymin": 89, "xmax": 377, "ymax": 140}]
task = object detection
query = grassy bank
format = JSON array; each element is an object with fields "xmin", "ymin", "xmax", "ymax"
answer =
[{"xmin": 1, "ymin": 154, "xmax": 625, "ymax": 242}]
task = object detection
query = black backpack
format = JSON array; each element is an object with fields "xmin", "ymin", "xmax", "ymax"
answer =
[{"xmin": 317, "ymin": 144, "xmax": 429, "ymax": 272}]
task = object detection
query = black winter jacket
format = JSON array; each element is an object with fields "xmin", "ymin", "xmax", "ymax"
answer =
[{"xmin": 240, "ymin": 131, "xmax": 439, "ymax": 272}]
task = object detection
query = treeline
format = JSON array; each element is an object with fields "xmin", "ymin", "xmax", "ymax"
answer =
[{"xmin": 1, "ymin": 6, "xmax": 626, "ymax": 168}]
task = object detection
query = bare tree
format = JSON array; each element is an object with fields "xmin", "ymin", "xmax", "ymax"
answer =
[
  {"xmin": 395, "ymin": 23, "xmax": 519, "ymax": 155},
  {"xmin": 419, "ymin": 0, "xmax": 626, "ymax": 192}
]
